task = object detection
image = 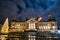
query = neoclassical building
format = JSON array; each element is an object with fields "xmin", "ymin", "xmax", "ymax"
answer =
[
  {"xmin": 0, "ymin": 14, "xmax": 58, "ymax": 40},
  {"xmin": 9, "ymin": 18, "xmax": 57, "ymax": 32}
]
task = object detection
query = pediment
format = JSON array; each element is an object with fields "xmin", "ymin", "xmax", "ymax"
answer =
[{"xmin": 26, "ymin": 18, "xmax": 36, "ymax": 23}]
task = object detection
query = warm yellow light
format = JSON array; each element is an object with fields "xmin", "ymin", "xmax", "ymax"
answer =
[
  {"xmin": 45, "ymin": 27, "xmax": 48, "ymax": 30},
  {"xmin": 29, "ymin": 23, "xmax": 35, "ymax": 29},
  {"xmin": 1, "ymin": 18, "xmax": 9, "ymax": 33},
  {"xmin": 43, "ymin": 26, "xmax": 45, "ymax": 29},
  {"xmin": 48, "ymin": 26, "xmax": 50, "ymax": 29},
  {"xmin": 53, "ymin": 26, "xmax": 55, "ymax": 29}
]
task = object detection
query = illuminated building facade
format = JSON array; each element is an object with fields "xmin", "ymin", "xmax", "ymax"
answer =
[
  {"xmin": 0, "ymin": 14, "xmax": 58, "ymax": 40},
  {"xmin": 9, "ymin": 18, "xmax": 57, "ymax": 32}
]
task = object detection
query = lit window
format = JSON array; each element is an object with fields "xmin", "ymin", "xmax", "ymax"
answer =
[
  {"xmin": 39, "ymin": 26, "xmax": 41, "ymax": 29},
  {"xmin": 53, "ymin": 26, "xmax": 55, "ymax": 29},
  {"xmin": 29, "ymin": 23, "xmax": 35, "ymax": 29},
  {"xmin": 48, "ymin": 26, "xmax": 50, "ymax": 29},
  {"xmin": 43, "ymin": 26, "xmax": 45, "ymax": 30},
  {"xmin": 45, "ymin": 27, "xmax": 47, "ymax": 30}
]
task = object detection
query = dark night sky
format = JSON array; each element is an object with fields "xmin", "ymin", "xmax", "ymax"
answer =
[{"xmin": 0, "ymin": 0, "xmax": 60, "ymax": 29}]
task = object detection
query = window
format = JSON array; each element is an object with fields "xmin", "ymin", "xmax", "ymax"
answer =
[{"xmin": 29, "ymin": 23, "xmax": 35, "ymax": 29}]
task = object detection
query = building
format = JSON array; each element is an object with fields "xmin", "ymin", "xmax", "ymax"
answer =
[
  {"xmin": 0, "ymin": 15, "xmax": 58, "ymax": 40},
  {"xmin": 9, "ymin": 18, "xmax": 57, "ymax": 32}
]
